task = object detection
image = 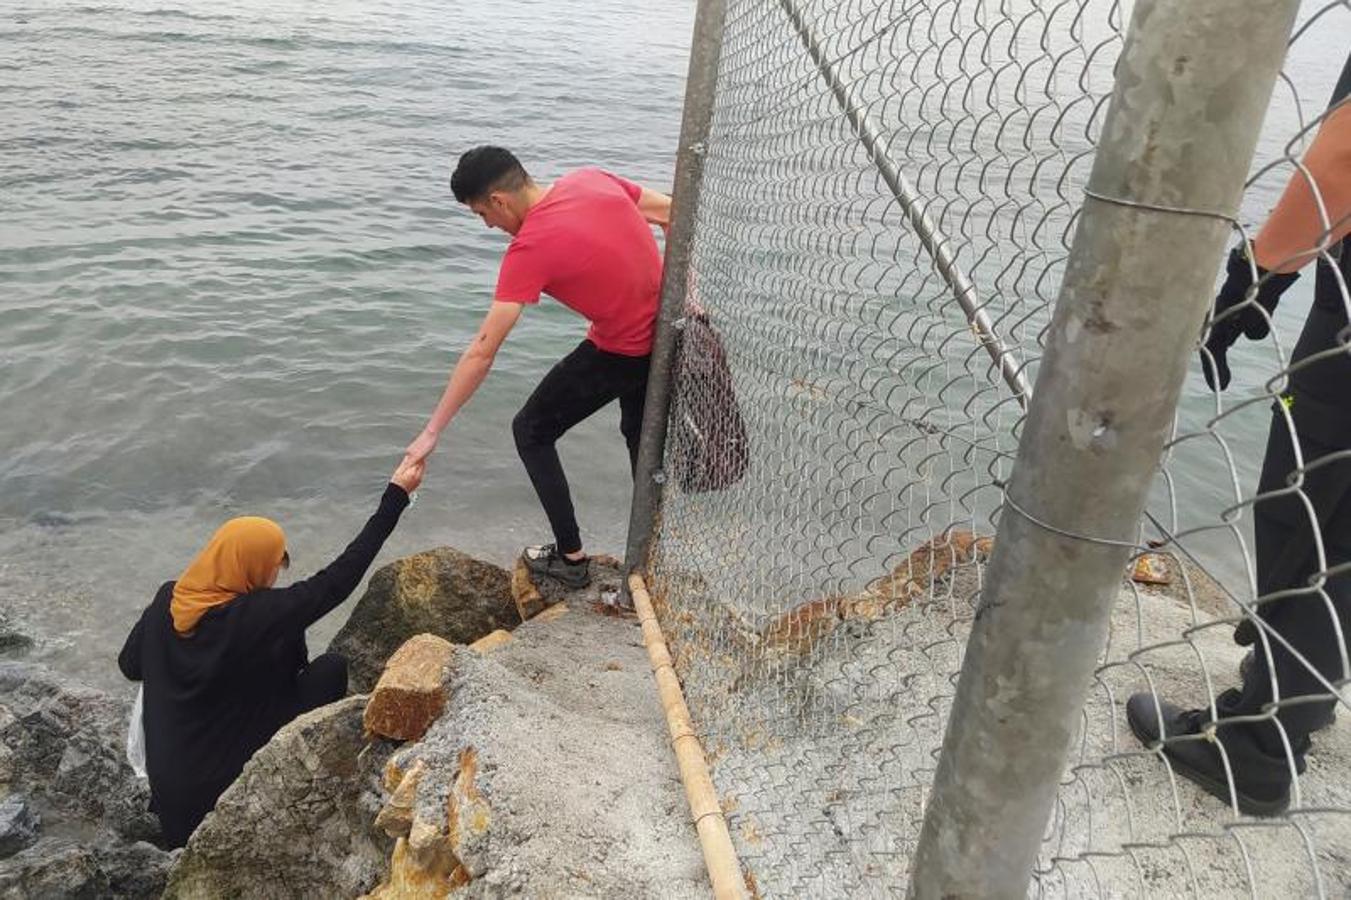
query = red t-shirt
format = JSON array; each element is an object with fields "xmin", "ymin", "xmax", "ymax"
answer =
[{"xmin": 494, "ymin": 168, "xmax": 663, "ymax": 356}]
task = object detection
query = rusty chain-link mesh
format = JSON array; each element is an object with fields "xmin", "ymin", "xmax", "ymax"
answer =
[{"xmin": 641, "ymin": 0, "xmax": 1351, "ymax": 895}]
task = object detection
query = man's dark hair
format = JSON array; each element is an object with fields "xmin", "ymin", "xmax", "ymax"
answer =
[{"xmin": 450, "ymin": 146, "xmax": 530, "ymax": 203}]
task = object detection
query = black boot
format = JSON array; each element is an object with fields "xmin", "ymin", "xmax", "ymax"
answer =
[{"xmin": 1126, "ymin": 693, "xmax": 1300, "ymax": 817}]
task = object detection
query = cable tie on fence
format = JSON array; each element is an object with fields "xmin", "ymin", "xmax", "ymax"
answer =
[
  {"xmin": 998, "ymin": 488, "xmax": 1142, "ymax": 550},
  {"xmin": 1081, "ymin": 188, "xmax": 1239, "ymax": 225}
]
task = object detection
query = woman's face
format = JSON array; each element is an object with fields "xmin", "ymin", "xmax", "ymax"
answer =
[{"xmin": 265, "ymin": 550, "xmax": 290, "ymax": 589}]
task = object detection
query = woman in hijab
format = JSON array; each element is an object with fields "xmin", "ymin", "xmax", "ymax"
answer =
[{"xmin": 118, "ymin": 457, "xmax": 424, "ymax": 847}]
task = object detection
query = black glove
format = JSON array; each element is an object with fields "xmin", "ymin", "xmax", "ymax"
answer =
[{"xmin": 1201, "ymin": 243, "xmax": 1300, "ymax": 391}]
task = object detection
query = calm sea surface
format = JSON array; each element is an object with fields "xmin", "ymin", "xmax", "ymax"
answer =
[
  {"xmin": 1, "ymin": 0, "xmax": 694, "ymax": 688},
  {"xmin": 1, "ymin": 0, "xmax": 1345, "ymax": 691}
]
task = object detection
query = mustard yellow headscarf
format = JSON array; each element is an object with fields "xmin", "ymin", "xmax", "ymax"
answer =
[{"xmin": 171, "ymin": 517, "xmax": 287, "ymax": 634}]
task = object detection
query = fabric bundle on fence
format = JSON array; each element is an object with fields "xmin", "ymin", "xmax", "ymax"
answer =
[{"xmin": 671, "ymin": 312, "xmax": 749, "ymax": 493}]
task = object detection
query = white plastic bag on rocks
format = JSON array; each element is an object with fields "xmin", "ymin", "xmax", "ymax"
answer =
[{"xmin": 125, "ymin": 686, "xmax": 147, "ymax": 779}]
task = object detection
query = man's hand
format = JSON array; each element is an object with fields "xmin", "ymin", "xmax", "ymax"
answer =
[
  {"xmin": 1200, "ymin": 242, "xmax": 1300, "ymax": 392},
  {"xmin": 637, "ymin": 187, "xmax": 672, "ymax": 232},
  {"xmin": 390, "ymin": 456, "xmax": 426, "ymax": 494},
  {"xmin": 403, "ymin": 429, "xmax": 439, "ymax": 465}
]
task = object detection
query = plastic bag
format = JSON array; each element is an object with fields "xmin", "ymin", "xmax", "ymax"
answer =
[{"xmin": 126, "ymin": 685, "xmax": 147, "ymax": 779}]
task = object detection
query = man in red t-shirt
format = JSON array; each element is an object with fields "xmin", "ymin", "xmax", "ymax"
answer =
[{"xmin": 403, "ymin": 146, "xmax": 670, "ymax": 588}]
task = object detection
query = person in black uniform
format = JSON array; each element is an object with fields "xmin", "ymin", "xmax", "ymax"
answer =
[
  {"xmin": 1127, "ymin": 52, "xmax": 1351, "ymax": 816},
  {"xmin": 118, "ymin": 457, "xmax": 424, "ymax": 847}
]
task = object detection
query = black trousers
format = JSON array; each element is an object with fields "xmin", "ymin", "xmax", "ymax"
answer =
[
  {"xmin": 1219, "ymin": 407, "xmax": 1351, "ymax": 759},
  {"xmin": 512, "ymin": 340, "xmax": 650, "ymax": 555},
  {"xmin": 1219, "ymin": 249, "xmax": 1351, "ymax": 760}
]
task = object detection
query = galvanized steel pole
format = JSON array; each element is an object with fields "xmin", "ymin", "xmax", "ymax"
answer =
[
  {"xmin": 908, "ymin": 1, "xmax": 1301, "ymax": 896},
  {"xmin": 622, "ymin": 0, "xmax": 726, "ymax": 587}
]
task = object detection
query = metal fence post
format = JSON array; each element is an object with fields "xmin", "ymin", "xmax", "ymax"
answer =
[
  {"xmin": 622, "ymin": 0, "xmax": 726, "ymax": 586},
  {"xmin": 907, "ymin": 1, "xmax": 1301, "ymax": 896}
]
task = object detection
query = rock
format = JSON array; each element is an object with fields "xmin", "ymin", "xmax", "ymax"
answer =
[
  {"xmin": 1128, "ymin": 550, "xmax": 1230, "ymax": 616},
  {"xmin": 763, "ymin": 530, "xmax": 994, "ymax": 656},
  {"xmin": 383, "ymin": 755, "xmax": 409, "ymax": 793},
  {"xmin": 122, "ymin": 843, "xmax": 182, "ymax": 897},
  {"xmin": 364, "ymin": 635, "xmax": 455, "ymax": 743},
  {"xmin": 533, "ymin": 602, "xmax": 570, "ymax": 624},
  {"xmin": 861, "ymin": 529, "xmax": 992, "ymax": 602},
  {"xmin": 375, "ymin": 760, "xmax": 424, "ymax": 839},
  {"xmin": 360, "ymin": 836, "xmax": 467, "ymax": 899},
  {"xmin": 468, "ymin": 629, "xmax": 513, "ymax": 654},
  {"xmin": 92, "ymin": 841, "xmax": 176, "ymax": 899},
  {"xmin": 0, "ymin": 662, "xmax": 158, "ymax": 842},
  {"xmin": 511, "ymin": 558, "xmax": 548, "ymax": 621},
  {"xmin": 0, "ymin": 612, "xmax": 31, "ymax": 658},
  {"xmin": 0, "ymin": 838, "xmax": 171, "ymax": 900},
  {"xmin": 0, "ymin": 839, "xmax": 105, "ymax": 899},
  {"xmin": 761, "ymin": 597, "xmax": 845, "ymax": 655},
  {"xmin": 1131, "ymin": 552, "xmax": 1172, "ymax": 586},
  {"xmin": 0, "ymin": 796, "xmax": 38, "ymax": 860},
  {"xmin": 406, "ymin": 812, "xmax": 454, "ymax": 876},
  {"xmin": 444, "ymin": 747, "xmax": 491, "ymax": 878},
  {"xmin": 329, "ymin": 549, "xmax": 521, "ymax": 692},
  {"xmin": 164, "ymin": 696, "xmax": 396, "ymax": 899}
]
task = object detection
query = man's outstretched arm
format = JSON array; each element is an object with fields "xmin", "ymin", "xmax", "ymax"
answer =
[{"xmin": 405, "ymin": 300, "xmax": 523, "ymax": 463}]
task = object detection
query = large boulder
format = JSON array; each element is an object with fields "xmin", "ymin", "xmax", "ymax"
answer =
[
  {"xmin": 164, "ymin": 695, "xmax": 396, "ymax": 899},
  {"xmin": 363, "ymin": 635, "xmax": 457, "ymax": 743},
  {"xmin": 329, "ymin": 548, "xmax": 520, "ymax": 692}
]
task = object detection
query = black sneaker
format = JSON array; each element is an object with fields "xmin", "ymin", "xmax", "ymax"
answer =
[
  {"xmin": 1126, "ymin": 692, "xmax": 1297, "ymax": 817},
  {"xmin": 522, "ymin": 544, "xmax": 591, "ymax": 589}
]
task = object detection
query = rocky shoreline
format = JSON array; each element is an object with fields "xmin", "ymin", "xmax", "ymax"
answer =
[
  {"xmin": 0, "ymin": 549, "xmax": 703, "ymax": 899},
  {"xmin": 0, "ymin": 659, "xmax": 170, "ymax": 898},
  {"xmin": 6, "ymin": 536, "xmax": 1350, "ymax": 897}
]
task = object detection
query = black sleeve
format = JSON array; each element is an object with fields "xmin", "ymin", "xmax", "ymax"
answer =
[
  {"xmin": 233, "ymin": 484, "xmax": 410, "ymax": 644},
  {"xmin": 118, "ymin": 606, "xmax": 147, "ymax": 682}
]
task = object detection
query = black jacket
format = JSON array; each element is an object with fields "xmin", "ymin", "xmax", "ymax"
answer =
[{"xmin": 118, "ymin": 484, "xmax": 409, "ymax": 846}]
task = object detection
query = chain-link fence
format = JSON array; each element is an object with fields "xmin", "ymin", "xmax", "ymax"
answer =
[{"xmin": 628, "ymin": 0, "xmax": 1351, "ymax": 896}]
